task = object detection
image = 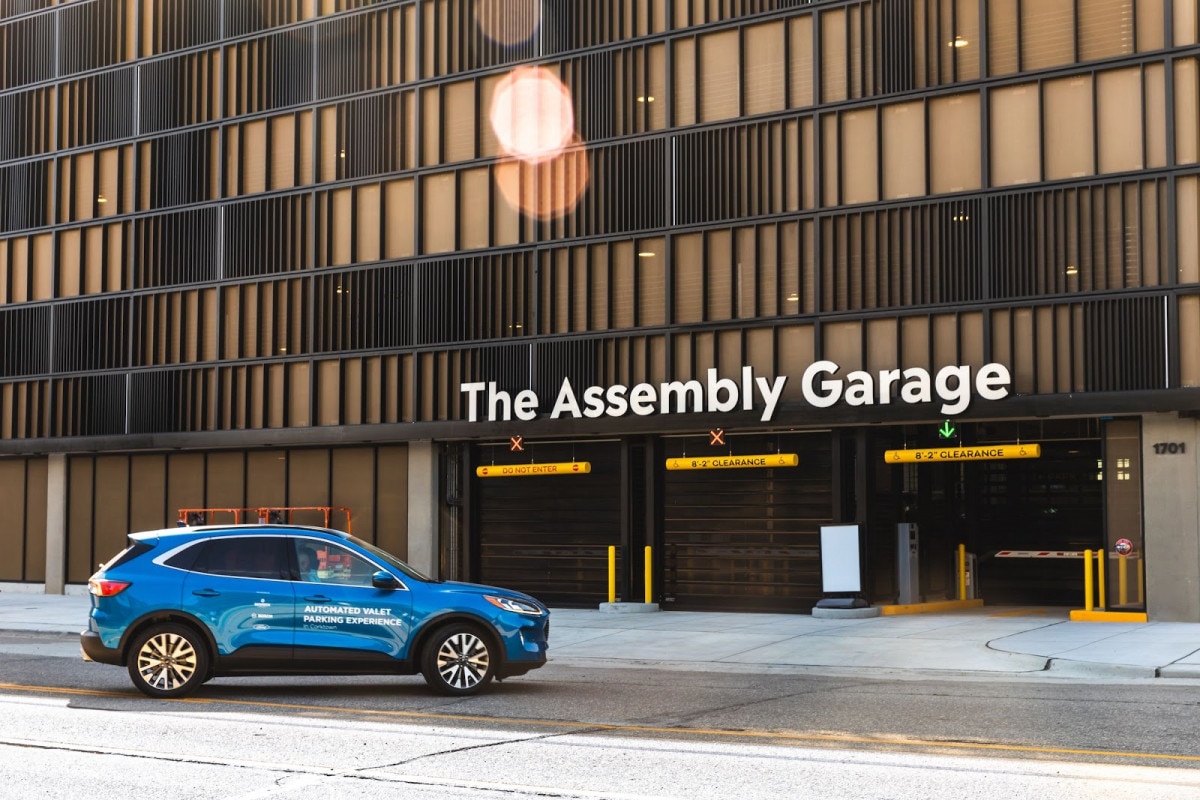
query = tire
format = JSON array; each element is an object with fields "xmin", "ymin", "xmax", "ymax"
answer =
[
  {"xmin": 126, "ymin": 623, "xmax": 210, "ymax": 699},
  {"xmin": 421, "ymin": 623, "xmax": 495, "ymax": 696}
]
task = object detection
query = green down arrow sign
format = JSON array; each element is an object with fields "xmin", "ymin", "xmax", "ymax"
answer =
[{"xmin": 938, "ymin": 420, "xmax": 956, "ymax": 439}]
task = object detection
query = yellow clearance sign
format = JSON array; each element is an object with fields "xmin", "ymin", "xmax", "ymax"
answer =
[
  {"xmin": 885, "ymin": 444, "xmax": 1041, "ymax": 463},
  {"xmin": 665, "ymin": 453, "xmax": 800, "ymax": 471},
  {"xmin": 476, "ymin": 462, "xmax": 592, "ymax": 477}
]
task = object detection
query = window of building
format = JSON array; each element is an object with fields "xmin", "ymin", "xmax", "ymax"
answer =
[
  {"xmin": 788, "ymin": 15, "xmax": 815, "ymax": 108},
  {"xmin": 929, "ymin": 93, "xmax": 980, "ymax": 194},
  {"xmin": 1097, "ymin": 68, "xmax": 1144, "ymax": 174},
  {"xmin": 1021, "ymin": 0, "xmax": 1075, "ymax": 71},
  {"xmin": 841, "ymin": 108, "xmax": 878, "ymax": 205},
  {"xmin": 744, "ymin": 21, "xmax": 785, "ymax": 117},
  {"xmin": 989, "ymin": 83, "xmax": 1041, "ymax": 187},
  {"xmin": 1177, "ymin": 59, "xmax": 1200, "ymax": 165},
  {"xmin": 699, "ymin": 29, "xmax": 740, "ymax": 122},
  {"xmin": 820, "ymin": 8, "xmax": 848, "ymax": 102},
  {"xmin": 1044, "ymin": 76, "xmax": 1094, "ymax": 180}
]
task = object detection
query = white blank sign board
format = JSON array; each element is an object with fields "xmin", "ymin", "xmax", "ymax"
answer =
[{"xmin": 820, "ymin": 524, "xmax": 862, "ymax": 593}]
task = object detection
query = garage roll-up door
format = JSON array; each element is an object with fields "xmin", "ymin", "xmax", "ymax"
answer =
[
  {"xmin": 662, "ymin": 432, "xmax": 833, "ymax": 612},
  {"xmin": 475, "ymin": 441, "xmax": 620, "ymax": 607}
]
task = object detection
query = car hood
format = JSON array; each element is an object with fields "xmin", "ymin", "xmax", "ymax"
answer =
[{"xmin": 435, "ymin": 580, "xmax": 547, "ymax": 610}]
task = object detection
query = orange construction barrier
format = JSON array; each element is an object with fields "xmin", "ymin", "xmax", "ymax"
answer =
[{"xmin": 177, "ymin": 505, "xmax": 352, "ymax": 534}]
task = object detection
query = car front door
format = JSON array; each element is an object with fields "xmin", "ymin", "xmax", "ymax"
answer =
[
  {"xmin": 181, "ymin": 535, "xmax": 295, "ymax": 664},
  {"xmin": 289, "ymin": 537, "xmax": 414, "ymax": 667}
]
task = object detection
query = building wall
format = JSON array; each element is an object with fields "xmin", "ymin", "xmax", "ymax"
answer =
[
  {"xmin": 1, "ymin": 2, "xmax": 1200, "ymax": 606},
  {"xmin": 0, "ymin": 1, "xmax": 1196, "ymax": 443},
  {"xmin": 1143, "ymin": 412, "xmax": 1200, "ymax": 621},
  {"xmin": 0, "ymin": 456, "xmax": 47, "ymax": 582}
]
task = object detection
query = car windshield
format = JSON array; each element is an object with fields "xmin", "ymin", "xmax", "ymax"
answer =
[{"xmin": 345, "ymin": 534, "xmax": 436, "ymax": 582}]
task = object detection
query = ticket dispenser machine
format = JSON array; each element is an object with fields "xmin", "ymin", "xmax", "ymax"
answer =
[{"xmin": 896, "ymin": 523, "xmax": 920, "ymax": 604}]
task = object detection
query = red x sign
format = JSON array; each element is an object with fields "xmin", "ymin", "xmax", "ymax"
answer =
[
  {"xmin": 709, "ymin": 429, "xmax": 725, "ymax": 446},
  {"xmin": 510, "ymin": 435, "xmax": 524, "ymax": 452}
]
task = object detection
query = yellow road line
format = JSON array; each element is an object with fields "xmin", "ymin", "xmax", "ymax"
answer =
[{"xmin": 3, "ymin": 681, "xmax": 1199, "ymax": 764}]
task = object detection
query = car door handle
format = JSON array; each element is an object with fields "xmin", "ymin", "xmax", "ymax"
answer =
[
  {"xmin": 191, "ymin": 589, "xmax": 220, "ymax": 597},
  {"xmin": 303, "ymin": 595, "xmax": 331, "ymax": 603}
]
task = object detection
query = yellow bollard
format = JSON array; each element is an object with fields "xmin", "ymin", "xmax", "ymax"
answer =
[
  {"xmin": 1118, "ymin": 556, "xmax": 1128, "ymax": 607},
  {"xmin": 1082, "ymin": 550, "xmax": 1094, "ymax": 612},
  {"xmin": 1097, "ymin": 549, "xmax": 1107, "ymax": 611},
  {"xmin": 957, "ymin": 543, "xmax": 967, "ymax": 601},
  {"xmin": 608, "ymin": 545, "xmax": 616, "ymax": 603},
  {"xmin": 644, "ymin": 546, "xmax": 653, "ymax": 604}
]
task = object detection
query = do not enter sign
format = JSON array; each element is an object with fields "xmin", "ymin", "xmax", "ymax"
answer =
[{"xmin": 1115, "ymin": 538, "xmax": 1134, "ymax": 556}]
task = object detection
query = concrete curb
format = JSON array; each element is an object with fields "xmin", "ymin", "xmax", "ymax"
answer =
[
  {"xmin": 543, "ymin": 655, "xmax": 1056, "ymax": 681},
  {"xmin": 1042, "ymin": 658, "xmax": 1159, "ymax": 679},
  {"xmin": 1155, "ymin": 664, "xmax": 1200, "ymax": 679}
]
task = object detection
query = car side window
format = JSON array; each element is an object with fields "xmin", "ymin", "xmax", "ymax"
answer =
[
  {"xmin": 195, "ymin": 537, "xmax": 287, "ymax": 580},
  {"xmin": 293, "ymin": 540, "xmax": 378, "ymax": 587}
]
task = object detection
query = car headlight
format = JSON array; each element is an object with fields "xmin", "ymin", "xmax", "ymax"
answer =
[{"xmin": 485, "ymin": 595, "xmax": 543, "ymax": 616}]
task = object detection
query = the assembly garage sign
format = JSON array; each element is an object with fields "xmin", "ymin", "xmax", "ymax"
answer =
[{"xmin": 460, "ymin": 361, "xmax": 1012, "ymax": 423}]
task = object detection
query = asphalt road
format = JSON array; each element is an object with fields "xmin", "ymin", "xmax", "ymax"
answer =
[{"xmin": 3, "ymin": 631, "xmax": 1200, "ymax": 798}]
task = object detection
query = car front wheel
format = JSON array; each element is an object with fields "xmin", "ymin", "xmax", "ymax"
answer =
[
  {"xmin": 421, "ymin": 623, "xmax": 495, "ymax": 696},
  {"xmin": 127, "ymin": 623, "xmax": 210, "ymax": 699}
]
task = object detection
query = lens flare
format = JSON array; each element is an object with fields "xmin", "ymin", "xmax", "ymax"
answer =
[
  {"xmin": 489, "ymin": 66, "xmax": 576, "ymax": 165},
  {"xmin": 476, "ymin": 0, "xmax": 542, "ymax": 47},
  {"xmin": 495, "ymin": 136, "xmax": 590, "ymax": 220}
]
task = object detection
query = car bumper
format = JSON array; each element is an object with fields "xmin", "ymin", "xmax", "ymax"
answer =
[
  {"xmin": 498, "ymin": 616, "xmax": 548, "ymax": 677},
  {"xmin": 80, "ymin": 630, "xmax": 122, "ymax": 666},
  {"xmin": 500, "ymin": 656, "xmax": 545, "ymax": 678}
]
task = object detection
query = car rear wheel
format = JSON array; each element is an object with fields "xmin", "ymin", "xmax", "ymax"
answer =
[
  {"xmin": 127, "ymin": 623, "xmax": 210, "ymax": 699},
  {"xmin": 421, "ymin": 623, "xmax": 495, "ymax": 696}
]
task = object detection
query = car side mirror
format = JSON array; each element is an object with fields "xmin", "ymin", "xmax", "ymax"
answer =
[{"xmin": 372, "ymin": 571, "xmax": 401, "ymax": 590}]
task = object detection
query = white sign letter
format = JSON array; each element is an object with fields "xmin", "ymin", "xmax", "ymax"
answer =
[
  {"xmin": 975, "ymin": 364, "xmax": 1012, "ymax": 401},
  {"xmin": 550, "ymin": 379, "xmax": 582, "ymax": 419},
  {"xmin": 802, "ymin": 361, "xmax": 842, "ymax": 408},
  {"xmin": 460, "ymin": 382, "xmax": 485, "ymax": 421},
  {"xmin": 514, "ymin": 389, "xmax": 539, "ymax": 421}
]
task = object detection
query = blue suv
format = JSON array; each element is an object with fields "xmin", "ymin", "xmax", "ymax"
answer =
[{"xmin": 81, "ymin": 525, "xmax": 549, "ymax": 698}]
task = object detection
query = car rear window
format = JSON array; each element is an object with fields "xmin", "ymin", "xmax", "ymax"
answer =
[{"xmin": 103, "ymin": 539, "xmax": 155, "ymax": 571}]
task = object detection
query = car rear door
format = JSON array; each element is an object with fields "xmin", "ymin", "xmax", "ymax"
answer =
[{"xmin": 181, "ymin": 534, "xmax": 295, "ymax": 663}]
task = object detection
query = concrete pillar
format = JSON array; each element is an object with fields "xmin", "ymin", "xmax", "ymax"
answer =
[
  {"xmin": 45, "ymin": 453, "xmax": 67, "ymax": 595},
  {"xmin": 406, "ymin": 441, "xmax": 439, "ymax": 579},
  {"xmin": 1142, "ymin": 413, "xmax": 1200, "ymax": 621}
]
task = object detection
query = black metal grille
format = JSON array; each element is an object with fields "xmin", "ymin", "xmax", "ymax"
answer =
[
  {"xmin": 1084, "ymin": 296, "xmax": 1167, "ymax": 392},
  {"xmin": 140, "ymin": 0, "xmax": 221, "ymax": 55},
  {"xmin": 52, "ymin": 297, "xmax": 130, "ymax": 374},
  {"xmin": 60, "ymin": 66, "xmax": 137, "ymax": 147},
  {"xmin": 0, "ymin": 10, "xmax": 54, "ymax": 89},
  {"xmin": 0, "ymin": 305, "xmax": 51, "ymax": 378},
  {"xmin": 224, "ymin": 195, "xmax": 311, "ymax": 279},
  {"xmin": 0, "ymin": 160, "xmax": 50, "ymax": 233},
  {"xmin": 143, "ymin": 129, "xmax": 214, "ymax": 210},
  {"xmin": 0, "ymin": 88, "xmax": 54, "ymax": 162},
  {"xmin": 133, "ymin": 207, "xmax": 221, "ymax": 288},
  {"xmin": 56, "ymin": 373, "xmax": 126, "ymax": 436},
  {"xmin": 58, "ymin": 0, "xmax": 131, "ymax": 77},
  {"xmin": 139, "ymin": 51, "xmax": 219, "ymax": 135}
]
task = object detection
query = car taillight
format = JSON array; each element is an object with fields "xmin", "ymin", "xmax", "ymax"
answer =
[{"xmin": 88, "ymin": 578, "xmax": 130, "ymax": 597}]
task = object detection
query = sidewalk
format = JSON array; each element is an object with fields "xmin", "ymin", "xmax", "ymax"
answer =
[{"xmin": 5, "ymin": 588, "xmax": 1200, "ymax": 682}]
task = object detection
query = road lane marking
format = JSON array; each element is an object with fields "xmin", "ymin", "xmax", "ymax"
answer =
[{"xmin": 3, "ymin": 682, "xmax": 1199, "ymax": 765}]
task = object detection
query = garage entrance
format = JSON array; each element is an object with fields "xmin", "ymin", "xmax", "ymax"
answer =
[{"xmin": 866, "ymin": 419, "xmax": 1110, "ymax": 607}]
